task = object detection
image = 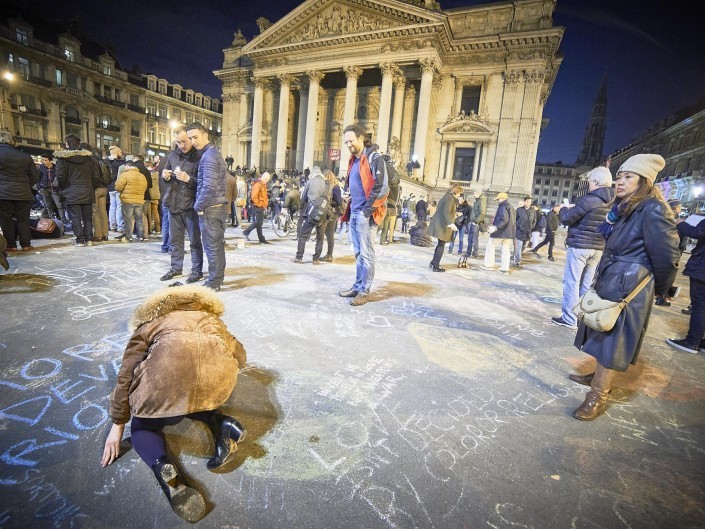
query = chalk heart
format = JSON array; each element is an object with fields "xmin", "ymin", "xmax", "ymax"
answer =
[
  {"xmin": 408, "ymin": 322, "xmax": 531, "ymax": 375},
  {"xmin": 433, "ymin": 296, "xmax": 530, "ymax": 325}
]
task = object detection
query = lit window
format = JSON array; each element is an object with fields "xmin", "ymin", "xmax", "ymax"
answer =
[
  {"xmin": 174, "ymin": 88, "xmax": 181, "ymax": 100},
  {"xmin": 64, "ymin": 45, "xmax": 75, "ymax": 62},
  {"xmin": 158, "ymin": 83, "xmax": 166, "ymax": 95},
  {"xmin": 16, "ymin": 29, "xmax": 28, "ymax": 45},
  {"xmin": 55, "ymin": 69, "xmax": 63, "ymax": 85},
  {"xmin": 148, "ymin": 79, "xmax": 156, "ymax": 91},
  {"xmin": 103, "ymin": 64, "xmax": 111, "ymax": 75}
]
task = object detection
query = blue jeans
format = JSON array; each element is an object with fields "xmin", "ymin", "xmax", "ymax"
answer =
[
  {"xmin": 170, "ymin": 209, "xmax": 203, "ymax": 274},
  {"xmin": 161, "ymin": 205, "xmax": 171, "ymax": 252},
  {"xmin": 514, "ymin": 238, "xmax": 528, "ymax": 264},
  {"xmin": 109, "ymin": 191, "xmax": 123, "ymax": 230},
  {"xmin": 465, "ymin": 223, "xmax": 480, "ymax": 257},
  {"xmin": 121, "ymin": 203, "xmax": 143, "ymax": 240},
  {"xmin": 199, "ymin": 205, "xmax": 227, "ymax": 285},
  {"xmin": 349, "ymin": 211, "xmax": 377, "ymax": 294},
  {"xmin": 561, "ymin": 247, "xmax": 602, "ymax": 325}
]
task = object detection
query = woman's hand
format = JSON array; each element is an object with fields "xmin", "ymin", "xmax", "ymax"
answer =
[{"xmin": 101, "ymin": 423, "xmax": 125, "ymax": 468}]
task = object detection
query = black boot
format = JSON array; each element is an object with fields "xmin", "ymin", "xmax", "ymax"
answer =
[
  {"xmin": 151, "ymin": 456, "xmax": 206, "ymax": 522},
  {"xmin": 207, "ymin": 415, "xmax": 247, "ymax": 470}
]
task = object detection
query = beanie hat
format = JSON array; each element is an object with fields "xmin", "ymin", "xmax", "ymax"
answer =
[
  {"xmin": 617, "ymin": 154, "xmax": 665, "ymax": 184},
  {"xmin": 587, "ymin": 166, "xmax": 613, "ymax": 186}
]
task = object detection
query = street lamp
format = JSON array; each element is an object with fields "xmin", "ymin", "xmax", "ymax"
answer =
[{"xmin": 1, "ymin": 71, "xmax": 16, "ymax": 131}]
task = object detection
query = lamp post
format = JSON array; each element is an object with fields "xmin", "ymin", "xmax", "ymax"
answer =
[{"xmin": 1, "ymin": 71, "xmax": 16, "ymax": 131}]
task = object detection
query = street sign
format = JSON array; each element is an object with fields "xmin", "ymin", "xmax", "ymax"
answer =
[{"xmin": 328, "ymin": 148, "xmax": 340, "ymax": 161}]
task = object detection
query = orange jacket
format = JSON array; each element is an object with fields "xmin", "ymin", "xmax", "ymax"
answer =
[
  {"xmin": 345, "ymin": 151, "xmax": 388, "ymax": 225},
  {"xmin": 250, "ymin": 179, "xmax": 268, "ymax": 208}
]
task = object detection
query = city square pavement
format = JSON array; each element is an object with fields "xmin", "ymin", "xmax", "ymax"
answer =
[{"xmin": 0, "ymin": 222, "xmax": 703, "ymax": 529}]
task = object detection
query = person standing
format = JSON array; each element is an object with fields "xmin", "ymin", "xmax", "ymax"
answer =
[
  {"xmin": 321, "ymin": 170, "xmax": 343, "ymax": 262},
  {"xmin": 531, "ymin": 203, "xmax": 561, "ymax": 261},
  {"xmin": 226, "ymin": 171, "xmax": 237, "ymax": 227},
  {"xmin": 482, "ymin": 192, "xmax": 515, "ymax": 273},
  {"xmin": 428, "ymin": 185, "xmax": 463, "ymax": 272},
  {"xmin": 571, "ymin": 154, "xmax": 679, "ymax": 421},
  {"xmin": 415, "ymin": 195, "xmax": 428, "ymax": 223},
  {"xmin": 159, "ymin": 126, "xmax": 204, "ymax": 282},
  {"xmin": 54, "ymin": 134, "xmax": 101, "ymax": 246},
  {"xmin": 465, "ymin": 190, "xmax": 486, "ymax": 259},
  {"xmin": 115, "ymin": 161, "xmax": 148, "ymax": 243},
  {"xmin": 186, "ymin": 123, "xmax": 228, "ymax": 291},
  {"xmin": 234, "ymin": 173, "xmax": 247, "ymax": 227},
  {"xmin": 242, "ymin": 172, "xmax": 271, "ymax": 243},
  {"xmin": 551, "ymin": 167, "xmax": 614, "ymax": 329},
  {"xmin": 338, "ymin": 124, "xmax": 388, "ymax": 306},
  {"xmin": 86, "ymin": 145, "xmax": 110, "ymax": 242},
  {"xmin": 107, "ymin": 145, "xmax": 126, "ymax": 232},
  {"xmin": 0, "ymin": 131, "xmax": 40, "ymax": 251},
  {"xmin": 292, "ymin": 166, "xmax": 330, "ymax": 264},
  {"xmin": 513, "ymin": 196, "xmax": 534, "ymax": 267},
  {"xmin": 283, "ymin": 183, "xmax": 300, "ymax": 219},
  {"xmin": 37, "ymin": 154, "xmax": 67, "ymax": 223}
]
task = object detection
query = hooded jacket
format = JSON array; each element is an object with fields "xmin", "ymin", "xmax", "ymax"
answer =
[
  {"xmin": 110, "ymin": 285, "xmax": 246, "ymax": 424},
  {"xmin": 0, "ymin": 143, "xmax": 39, "ymax": 201},
  {"xmin": 559, "ymin": 186, "xmax": 615, "ymax": 250},
  {"xmin": 54, "ymin": 149, "xmax": 100, "ymax": 204},
  {"xmin": 161, "ymin": 146, "xmax": 200, "ymax": 214},
  {"xmin": 345, "ymin": 144, "xmax": 388, "ymax": 225},
  {"xmin": 115, "ymin": 167, "xmax": 148, "ymax": 205},
  {"xmin": 194, "ymin": 143, "xmax": 227, "ymax": 212}
]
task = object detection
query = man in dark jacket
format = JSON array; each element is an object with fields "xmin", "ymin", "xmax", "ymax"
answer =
[
  {"xmin": 667, "ymin": 217, "xmax": 705, "ymax": 354},
  {"xmin": 54, "ymin": 134, "xmax": 101, "ymax": 246},
  {"xmin": 292, "ymin": 166, "xmax": 329, "ymax": 264},
  {"xmin": 159, "ymin": 126, "xmax": 204, "ymax": 284},
  {"xmin": 482, "ymin": 192, "xmax": 515, "ymax": 273},
  {"xmin": 513, "ymin": 196, "xmax": 534, "ymax": 267},
  {"xmin": 107, "ymin": 146, "xmax": 126, "ymax": 232},
  {"xmin": 38, "ymin": 154, "xmax": 67, "ymax": 223},
  {"xmin": 187, "ymin": 122, "xmax": 228, "ymax": 291},
  {"xmin": 531, "ymin": 203, "xmax": 561, "ymax": 261},
  {"xmin": 551, "ymin": 167, "xmax": 614, "ymax": 328},
  {"xmin": 0, "ymin": 131, "xmax": 40, "ymax": 251},
  {"xmin": 465, "ymin": 190, "xmax": 487, "ymax": 258}
]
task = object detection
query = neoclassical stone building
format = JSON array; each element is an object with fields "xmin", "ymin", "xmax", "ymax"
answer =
[{"xmin": 215, "ymin": 0, "xmax": 563, "ymax": 197}]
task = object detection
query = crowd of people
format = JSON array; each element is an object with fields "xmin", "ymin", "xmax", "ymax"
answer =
[{"xmin": 2, "ymin": 123, "xmax": 702, "ymax": 521}]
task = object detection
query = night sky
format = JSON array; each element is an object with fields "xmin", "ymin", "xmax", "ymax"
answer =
[{"xmin": 9, "ymin": 0, "xmax": 704, "ymax": 164}]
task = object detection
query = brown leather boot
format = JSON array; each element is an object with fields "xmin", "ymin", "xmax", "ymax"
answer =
[
  {"xmin": 572, "ymin": 364, "xmax": 616, "ymax": 421},
  {"xmin": 568, "ymin": 372, "xmax": 594, "ymax": 386}
]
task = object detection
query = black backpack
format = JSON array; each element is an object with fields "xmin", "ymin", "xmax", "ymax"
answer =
[
  {"xmin": 97, "ymin": 158, "xmax": 112, "ymax": 186},
  {"xmin": 372, "ymin": 153, "xmax": 400, "ymax": 207},
  {"xmin": 304, "ymin": 181, "xmax": 332, "ymax": 226}
]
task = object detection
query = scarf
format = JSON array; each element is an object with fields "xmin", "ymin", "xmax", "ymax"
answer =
[{"xmin": 598, "ymin": 202, "xmax": 625, "ymax": 238}]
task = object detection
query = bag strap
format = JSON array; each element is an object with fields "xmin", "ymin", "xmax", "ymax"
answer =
[{"xmin": 623, "ymin": 274, "xmax": 653, "ymax": 304}]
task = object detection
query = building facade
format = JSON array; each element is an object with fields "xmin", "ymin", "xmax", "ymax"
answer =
[
  {"xmin": 0, "ymin": 12, "xmax": 222, "ymax": 158},
  {"xmin": 215, "ymin": 0, "xmax": 563, "ymax": 198},
  {"xmin": 531, "ymin": 162, "xmax": 580, "ymax": 207}
]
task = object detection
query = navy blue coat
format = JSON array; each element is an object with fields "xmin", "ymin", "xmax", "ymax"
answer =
[
  {"xmin": 678, "ymin": 218, "xmax": 705, "ymax": 282},
  {"xmin": 490, "ymin": 200, "xmax": 516, "ymax": 239},
  {"xmin": 193, "ymin": 143, "xmax": 227, "ymax": 212},
  {"xmin": 559, "ymin": 186, "xmax": 615, "ymax": 250}
]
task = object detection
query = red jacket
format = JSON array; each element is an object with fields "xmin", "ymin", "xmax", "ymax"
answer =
[
  {"xmin": 250, "ymin": 179, "xmax": 268, "ymax": 208},
  {"xmin": 345, "ymin": 150, "xmax": 388, "ymax": 225}
]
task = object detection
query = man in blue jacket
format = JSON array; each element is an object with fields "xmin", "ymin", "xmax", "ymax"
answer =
[
  {"xmin": 186, "ymin": 123, "xmax": 228, "ymax": 291},
  {"xmin": 481, "ymin": 192, "xmax": 515, "ymax": 274},
  {"xmin": 550, "ymin": 166, "xmax": 614, "ymax": 329}
]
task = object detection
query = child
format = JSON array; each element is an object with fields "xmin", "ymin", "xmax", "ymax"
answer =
[{"xmin": 101, "ymin": 285, "xmax": 247, "ymax": 522}]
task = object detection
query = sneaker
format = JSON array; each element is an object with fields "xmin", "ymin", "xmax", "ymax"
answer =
[
  {"xmin": 548, "ymin": 256, "xmax": 556, "ymax": 262},
  {"xmin": 699, "ymin": 340, "xmax": 705, "ymax": 354},
  {"xmin": 350, "ymin": 293, "xmax": 369, "ymax": 306},
  {"xmin": 654, "ymin": 297, "xmax": 671, "ymax": 307},
  {"xmin": 480, "ymin": 265, "xmax": 496, "ymax": 271},
  {"xmin": 551, "ymin": 316, "xmax": 578, "ymax": 329},
  {"xmin": 338, "ymin": 288, "xmax": 358, "ymax": 298},
  {"xmin": 185, "ymin": 272, "xmax": 203, "ymax": 284},
  {"xmin": 666, "ymin": 338, "xmax": 699, "ymax": 354},
  {"xmin": 320, "ymin": 255, "xmax": 333, "ymax": 262},
  {"xmin": 203, "ymin": 281, "xmax": 221, "ymax": 292},
  {"xmin": 291, "ymin": 258, "xmax": 303, "ymax": 264},
  {"xmin": 74, "ymin": 241, "xmax": 87, "ymax": 247},
  {"xmin": 682, "ymin": 307, "xmax": 692, "ymax": 315},
  {"xmin": 312, "ymin": 259, "xmax": 321, "ymax": 265},
  {"xmin": 160, "ymin": 270, "xmax": 183, "ymax": 281}
]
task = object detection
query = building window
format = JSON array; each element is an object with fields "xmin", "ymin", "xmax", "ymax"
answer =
[
  {"xmin": 104, "ymin": 86, "xmax": 112, "ymax": 99},
  {"xmin": 452, "ymin": 148, "xmax": 476, "ymax": 182},
  {"xmin": 18, "ymin": 57, "xmax": 30, "ymax": 79},
  {"xmin": 212, "ymin": 101, "xmax": 219, "ymax": 111},
  {"xmin": 55, "ymin": 68, "xmax": 63, "ymax": 85},
  {"xmin": 172, "ymin": 108, "xmax": 181, "ymax": 122},
  {"xmin": 203, "ymin": 117, "xmax": 209, "ymax": 129},
  {"xmin": 186, "ymin": 112, "xmax": 194, "ymax": 124},
  {"xmin": 148, "ymin": 127, "xmax": 156, "ymax": 144},
  {"xmin": 173, "ymin": 88, "xmax": 181, "ymax": 100},
  {"xmin": 357, "ymin": 105, "xmax": 367, "ymax": 119},
  {"xmin": 131, "ymin": 120, "xmax": 141, "ymax": 137},
  {"xmin": 64, "ymin": 45, "xmax": 75, "ymax": 62},
  {"xmin": 159, "ymin": 129, "xmax": 166, "ymax": 146},
  {"xmin": 460, "ymin": 85, "xmax": 481, "ymax": 115},
  {"xmin": 8, "ymin": 53, "xmax": 15, "ymax": 70},
  {"xmin": 114, "ymin": 88, "xmax": 121, "ymax": 102},
  {"xmin": 146, "ymin": 102, "xmax": 156, "ymax": 115},
  {"xmin": 16, "ymin": 29, "xmax": 28, "ymax": 45},
  {"xmin": 158, "ymin": 104, "xmax": 167, "ymax": 117},
  {"xmin": 186, "ymin": 93, "xmax": 193, "ymax": 104},
  {"xmin": 148, "ymin": 79, "xmax": 156, "ymax": 91},
  {"xmin": 537, "ymin": 167, "xmax": 543, "ymax": 174},
  {"xmin": 158, "ymin": 82, "xmax": 167, "ymax": 95},
  {"xmin": 195, "ymin": 95, "xmax": 202, "ymax": 107},
  {"xmin": 103, "ymin": 64, "xmax": 111, "ymax": 76},
  {"xmin": 551, "ymin": 190, "xmax": 558, "ymax": 197},
  {"xmin": 130, "ymin": 93, "xmax": 140, "ymax": 106}
]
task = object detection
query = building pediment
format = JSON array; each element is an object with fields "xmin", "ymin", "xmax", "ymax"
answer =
[
  {"xmin": 243, "ymin": 0, "xmax": 446, "ymax": 56},
  {"xmin": 438, "ymin": 111, "xmax": 494, "ymax": 138}
]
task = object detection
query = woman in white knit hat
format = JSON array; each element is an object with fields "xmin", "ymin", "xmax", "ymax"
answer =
[{"xmin": 570, "ymin": 154, "xmax": 681, "ymax": 421}]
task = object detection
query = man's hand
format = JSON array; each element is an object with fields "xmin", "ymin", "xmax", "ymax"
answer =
[
  {"xmin": 487, "ymin": 225, "xmax": 497, "ymax": 234},
  {"xmin": 161, "ymin": 169, "xmax": 172, "ymax": 181},
  {"xmin": 101, "ymin": 423, "xmax": 125, "ymax": 468},
  {"xmin": 174, "ymin": 170, "xmax": 190, "ymax": 183},
  {"xmin": 448, "ymin": 224, "xmax": 458, "ymax": 232}
]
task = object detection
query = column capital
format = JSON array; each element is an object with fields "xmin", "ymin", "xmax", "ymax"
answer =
[
  {"xmin": 252, "ymin": 76, "xmax": 270, "ymax": 90},
  {"xmin": 432, "ymin": 73, "xmax": 443, "ymax": 89},
  {"xmin": 305, "ymin": 70, "xmax": 325, "ymax": 84},
  {"xmin": 379, "ymin": 62, "xmax": 400, "ymax": 78},
  {"xmin": 393, "ymin": 76, "xmax": 406, "ymax": 90},
  {"xmin": 524, "ymin": 70, "xmax": 545, "ymax": 84},
  {"xmin": 419, "ymin": 57, "xmax": 438, "ymax": 75},
  {"xmin": 277, "ymin": 73, "xmax": 295, "ymax": 87},
  {"xmin": 343, "ymin": 65, "xmax": 363, "ymax": 80},
  {"xmin": 222, "ymin": 93, "xmax": 241, "ymax": 103},
  {"xmin": 502, "ymin": 70, "xmax": 522, "ymax": 85}
]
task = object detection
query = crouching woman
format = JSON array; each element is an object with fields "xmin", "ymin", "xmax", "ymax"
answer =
[
  {"xmin": 571, "ymin": 154, "xmax": 680, "ymax": 421},
  {"xmin": 101, "ymin": 285, "xmax": 247, "ymax": 522}
]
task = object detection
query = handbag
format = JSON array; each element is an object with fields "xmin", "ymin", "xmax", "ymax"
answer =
[
  {"xmin": 573, "ymin": 273, "xmax": 652, "ymax": 332},
  {"xmin": 35, "ymin": 218, "xmax": 57, "ymax": 234}
]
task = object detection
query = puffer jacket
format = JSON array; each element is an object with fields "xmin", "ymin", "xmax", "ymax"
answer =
[
  {"xmin": 302, "ymin": 174, "xmax": 328, "ymax": 205},
  {"xmin": 491, "ymin": 200, "xmax": 516, "ymax": 239},
  {"xmin": 428, "ymin": 191, "xmax": 457, "ymax": 242},
  {"xmin": 559, "ymin": 186, "xmax": 615, "ymax": 250},
  {"xmin": 115, "ymin": 167, "xmax": 148, "ymax": 205},
  {"xmin": 575, "ymin": 197, "xmax": 680, "ymax": 371},
  {"xmin": 0, "ymin": 144, "xmax": 39, "ymax": 201},
  {"xmin": 38, "ymin": 163, "xmax": 57, "ymax": 190},
  {"xmin": 110, "ymin": 285, "xmax": 246, "ymax": 424},
  {"xmin": 515, "ymin": 205, "xmax": 532, "ymax": 241},
  {"xmin": 194, "ymin": 143, "xmax": 227, "ymax": 212},
  {"xmin": 54, "ymin": 149, "xmax": 100, "ymax": 204},
  {"xmin": 161, "ymin": 146, "xmax": 200, "ymax": 214}
]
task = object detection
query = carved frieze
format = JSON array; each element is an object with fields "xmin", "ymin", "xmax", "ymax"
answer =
[{"xmin": 283, "ymin": 5, "xmax": 395, "ymax": 44}]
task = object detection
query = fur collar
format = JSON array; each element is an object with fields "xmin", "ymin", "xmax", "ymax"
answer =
[
  {"xmin": 53, "ymin": 149, "xmax": 93, "ymax": 159},
  {"xmin": 129, "ymin": 285, "xmax": 225, "ymax": 332}
]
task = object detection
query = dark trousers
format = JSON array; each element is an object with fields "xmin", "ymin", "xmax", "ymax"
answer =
[
  {"xmin": 325, "ymin": 213, "xmax": 339, "ymax": 257},
  {"xmin": 243, "ymin": 206, "xmax": 266, "ymax": 242},
  {"xmin": 161, "ymin": 205, "xmax": 171, "ymax": 252},
  {"xmin": 39, "ymin": 188, "xmax": 66, "ymax": 221},
  {"xmin": 66, "ymin": 203, "xmax": 93, "ymax": 243},
  {"xmin": 199, "ymin": 205, "xmax": 227, "ymax": 285},
  {"xmin": 0, "ymin": 200, "xmax": 33, "ymax": 248},
  {"xmin": 533, "ymin": 231, "xmax": 555, "ymax": 257},
  {"xmin": 686, "ymin": 277, "xmax": 705, "ymax": 347},
  {"xmin": 131, "ymin": 411, "xmax": 216, "ymax": 465},
  {"xmin": 296, "ymin": 217, "xmax": 326, "ymax": 260},
  {"xmin": 431, "ymin": 239, "xmax": 446, "ymax": 266},
  {"xmin": 169, "ymin": 209, "xmax": 203, "ymax": 274}
]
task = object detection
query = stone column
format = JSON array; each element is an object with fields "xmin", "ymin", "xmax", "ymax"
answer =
[
  {"xmin": 59, "ymin": 110, "xmax": 66, "ymax": 140},
  {"xmin": 472, "ymin": 141, "xmax": 482, "ymax": 181},
  {"xmin": 303, "ymin": 70, "xmax": 324, "ymax": 171},
  {"xmin": 250, "ymin": 77, "xmax": 266, "ymax": 170},
  {"xmin": 491, "ymin": 71, "xmax": 522, "ymax": 191},
  {"xmin": 454, "ymin": 77, "xmax": 463, "ymax": 115},
  {"xmin": 275, "ymin": 74, "xmax": 293, "ymax": 172},
  {"xmin": 412, "ymin": 58, "xmax": 437, "ymax": 179},
  {"xmin": 339, "ymin": 66, "xmax": 362, "ymax": 177},
  {"xmin": 376, "ymin": 62, "xmax": 397, "ymax": 153},
  {"xmin": 390, "ymin": 76, "xmax": 405, "ymax": 145},
  {"xmin": 512, "ymin": 71, "xmax": 544, "ymax": 194},
  {"xmin": 400, "ymin": 84, "xmax": 416, "ymax": 163},
  {"xmin": 47, "ymin": 99, "xmax": 61, "ymax": 145},
  {"xmin": 295, "ymin": 81, "xmax": 308, "ymax": 171}
]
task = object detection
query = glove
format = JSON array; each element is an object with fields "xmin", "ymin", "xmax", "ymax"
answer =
[
  {"xmin": 447, "ymin": 224, "xmax": 458, "ymax": 232},
  {"xmin": 487, "ymin": 225, "xmax": 497, "ymax": 234}
]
